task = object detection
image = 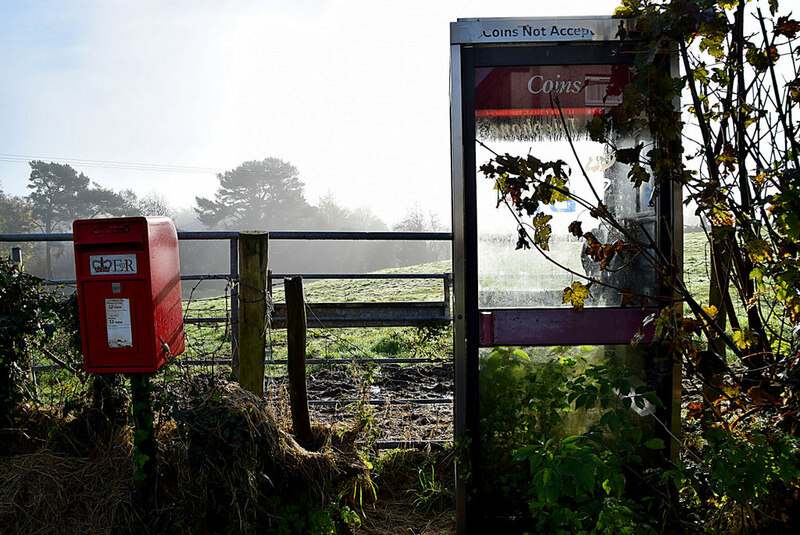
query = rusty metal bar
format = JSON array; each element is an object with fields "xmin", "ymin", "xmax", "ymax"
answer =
[{"xmin": 1, "ymin": 231, "xmax": 452, "ymax": 242}]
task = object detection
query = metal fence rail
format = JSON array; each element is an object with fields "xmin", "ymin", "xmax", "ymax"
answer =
[{"xmin": 3, "ymin": 229, "xmax": 454, "ymax": 353}]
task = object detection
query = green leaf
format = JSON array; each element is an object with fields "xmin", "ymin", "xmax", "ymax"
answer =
[
  {"xmin": 644, "ymin": 438, "xmax": 665, "ymax": 450},
  {"xmin": 628, "ymin": 164, "xmax": 650, "ymax": 187},
  {"xmin": 587, "ymin": 114, "xmax": 607, "ymax": 142},
  {"xmin": 644, "ymin": 391, "xmax": 664, "ymax": 407},
  {"xmin": 133, "ymin": 429, "xmax": 149, "ymax": 445}
]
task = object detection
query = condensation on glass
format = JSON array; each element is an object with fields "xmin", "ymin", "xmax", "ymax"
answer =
[{"xmin": 475, "ymin": 64, "xmax": 656, "ymax": 308}]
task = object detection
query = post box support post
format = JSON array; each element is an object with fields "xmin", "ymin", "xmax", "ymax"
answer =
[
  {"xmin": 129, "ymin": 373, "xmax": 156, "ymax": 506},
  {"xmin": 237, "ymin": 232, "xmax": 268, "ymax": 396},
  {"xmin": 285, "ymin": 276, "xmax": 313, "ymax": 450}
]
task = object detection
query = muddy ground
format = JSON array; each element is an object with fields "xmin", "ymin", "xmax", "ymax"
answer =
[{"xmin": 266, "ymin": 361, "xmax": 454, "ymax": 445}]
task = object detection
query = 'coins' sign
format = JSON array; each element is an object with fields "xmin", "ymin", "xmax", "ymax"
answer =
[{"xmin": 89, "ymin": 254, "xmax": 137, "ymax": 275}]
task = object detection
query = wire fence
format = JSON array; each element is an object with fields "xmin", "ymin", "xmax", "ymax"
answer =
[{"xmin": 3, "ymin": 230, "xmax": 455, "ymax": 448}]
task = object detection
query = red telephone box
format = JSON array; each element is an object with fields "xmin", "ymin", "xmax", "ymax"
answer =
[{"xmin": 73, "ymin": 216, "xmax": 185, "ymax": 373}]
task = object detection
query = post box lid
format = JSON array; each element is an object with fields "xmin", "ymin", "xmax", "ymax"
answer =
[{"xmin": 73, "ymin": 216, "xmax": 171, "ymax": 245}]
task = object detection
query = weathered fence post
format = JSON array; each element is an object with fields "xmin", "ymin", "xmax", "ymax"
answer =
[
  {"xmin": 11, "ymin": 247, "xmax": 22, "ymax": 268},
  {"xmin": 285, "ymin": 276, "xmax": 313, "ymax": 449},
  {"xmin": 238, "ymin": 231, "xmax": 268, "ymax": 396}
]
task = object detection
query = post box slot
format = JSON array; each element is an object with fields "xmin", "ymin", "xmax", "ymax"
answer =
[{"xmin": 73, "ymin": 220, "xmax": 147, "ymax": 245}]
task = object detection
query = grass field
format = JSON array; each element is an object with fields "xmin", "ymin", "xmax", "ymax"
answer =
[
  {"xmin": 683, "ymin": 231, "xmax": 710, "ymax": 302},
  {"xmin": 181, "ymin": 260, "xmax": 454, "ymax": 366}
]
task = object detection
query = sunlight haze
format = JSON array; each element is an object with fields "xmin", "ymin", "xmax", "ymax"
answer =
[{"xmin": 0, "ymin": 0, "xmax": 623, "ymax": 227}]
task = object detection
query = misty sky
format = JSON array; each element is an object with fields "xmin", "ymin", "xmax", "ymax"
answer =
[{"xmin": 0, "ymin": 0, "xmax": 622, "ymax": 227}]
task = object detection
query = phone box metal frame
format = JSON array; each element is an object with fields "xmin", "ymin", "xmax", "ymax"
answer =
[
  {"xmin": 73, "ymin": 216, "xmax": 185, "ymax": 373},
  {"xmin": 450, "ymin": 16, "xmax": 682, "ymax": 533}
]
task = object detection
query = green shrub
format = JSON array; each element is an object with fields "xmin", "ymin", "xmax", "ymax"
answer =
[
  {"xmin": 0, "ymin": 259, "xmax": 74, "ymax": 424},
  {"xmin": 477, "ymin": 347, "xmax": 664, "ymax": 533}
]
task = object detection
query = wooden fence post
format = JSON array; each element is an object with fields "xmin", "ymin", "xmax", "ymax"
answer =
[
  {"xmin": 238, "ymin": 231, "xmax": 268, "ymax": 396},
  {"xmin": 285, "ymin": 276, "xmax": 313, "ymax": 449}
]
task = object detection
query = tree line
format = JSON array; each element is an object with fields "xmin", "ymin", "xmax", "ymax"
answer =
[{"xmin": 0, "ymin": 158, "xmax": 447, "ymax": 283}]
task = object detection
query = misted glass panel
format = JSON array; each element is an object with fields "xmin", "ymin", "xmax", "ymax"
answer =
[{"xmin": 474, "ymin": 65, "xmax": 656, "ymax": 308}]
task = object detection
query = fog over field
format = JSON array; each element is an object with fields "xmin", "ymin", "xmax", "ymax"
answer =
[{"xmin": 0, "ymin": 0, "xmax": 622, "ymax": 225}]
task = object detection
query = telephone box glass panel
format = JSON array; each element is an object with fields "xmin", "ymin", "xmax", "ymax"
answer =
[{"xmin": 475, "ymin": 64, "xmax": 656, "ymax": 309}]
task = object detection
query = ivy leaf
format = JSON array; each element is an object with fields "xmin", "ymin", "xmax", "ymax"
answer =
[
  {"xmin": 590, "ymin": 202, "xmax": 611, "ymax": 220},
  {"xmin": 744, "ymin": 236, "xmax": 773, "ymax": 262},
  {"xmin": 788, "ymin": 78, "xmax": 800, "ymax": 104},
  {"xmin": 615, "ymin": 142, "xmax": 644, "ymax": 165},
  {"xmin": 644, "ymin": 438, "xmax": 665, "ymax": 450},
  {"xmin": 775, "ymin": 17, "xmax": 800, "ymax": 38},
  {"xmin": 732, "ymin": 329, "xmax": 753, "ymax": 349},
  {"xmin": 691, "ymin": 65, "xmax": 709, "ymax": 85},
  {"xmin": 599, "ymin": 241, "xmax": 623, "ymax": 271},
  {"xmin": 715, "ymin": 143, "xmax": 737, "ymax": 172},
  {"xmin": 563, "ymin": 281, "xmax": 592, "ymax": 311},
  {"xmin": 711, "ymin": 206, "xmax": 735, "ymax": 226},
  {"xmin": 685, "ymin": 401, "xmax": 705, "ymax": 420},
  {"xmin": 531, "ymin": 212, "xmax": 553, "ymax": 250},
  {"xmin": 746, "ymin": 45, "xmax": 778, "ymax": 73},
  {"xmin": 133, "ymin": 429, "xmax": 150, "ymax": 446},
  {"xmin": 628, "ymin": 164, "xmax": 650, "ymax": 187},
  {"xmin": 568, "ymin": 221, "xmax": 583, "ymax": 237},
  {"xmin": 515, "ymin": 226, "xmax": 531, "ymax": 250},
  {"xmin": 699, "ymin": 36, "xmax": 725, "ymax": 60},
  {"xmin": 584, "ymin": 232, "xmax": 602, "ymax": 262},
  {"xmin": 620, "ymin": 292, "xmax": 635, "ymax": 307},
  {"xmin": 587, "ymin": 114, "xmax": 607, "ymax": 143}
]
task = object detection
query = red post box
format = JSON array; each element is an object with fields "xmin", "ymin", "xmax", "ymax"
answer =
[{"xmin": 73, "ymin": 216, "xmax": 185, "ymax": 373}]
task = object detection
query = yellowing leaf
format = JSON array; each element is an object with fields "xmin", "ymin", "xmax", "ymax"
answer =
[
  {"xmin": 702, "ymin": 305, "xmax": 718, "ymax": 319},
  {"xmin": 744, "ymin": 237, "xmax": 773, "ymax": 262},
  {"xmin": 711, "ymin": 208, "xmax": 735, "ymax": 226},
  {"xmin": 532, "ymin": 212, "xmax": 553, "ymax": 251},
  {"xmin": 563, "ymin": 281, "xmax": 591, "ymax": 311},
  {"xmin": 732, "ymin": 329, "xmax": 753, "ymax": 349}
]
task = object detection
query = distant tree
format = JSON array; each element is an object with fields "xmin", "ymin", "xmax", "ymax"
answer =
[
  {"xmin": 313, "ymin": 193, "xmax": 387, "ymax": 230},
  {"xmin": 195, "ymin": 158, "xmax": 311, "ymax": 230},
  {"xmin": 0, "ymin": 189, "xmax": 36, "ymax": 259},
  {"xmin": 391, "ymin": 206, "xmax": 448, "ymax": 266},
  {"xmin": 120, "ymin": 189, "xmax": 175, "ymax": 219},
  {"xmin": 392, "ymin": 206, "xmax": 444, "ymax": 234},
  {"xmin": 350, "ymin": 207, "xmax": 389, "ymax": 231},
  {"xmin": 26, "ymin": 160, "xmax": 130, "ymax": 278}
]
